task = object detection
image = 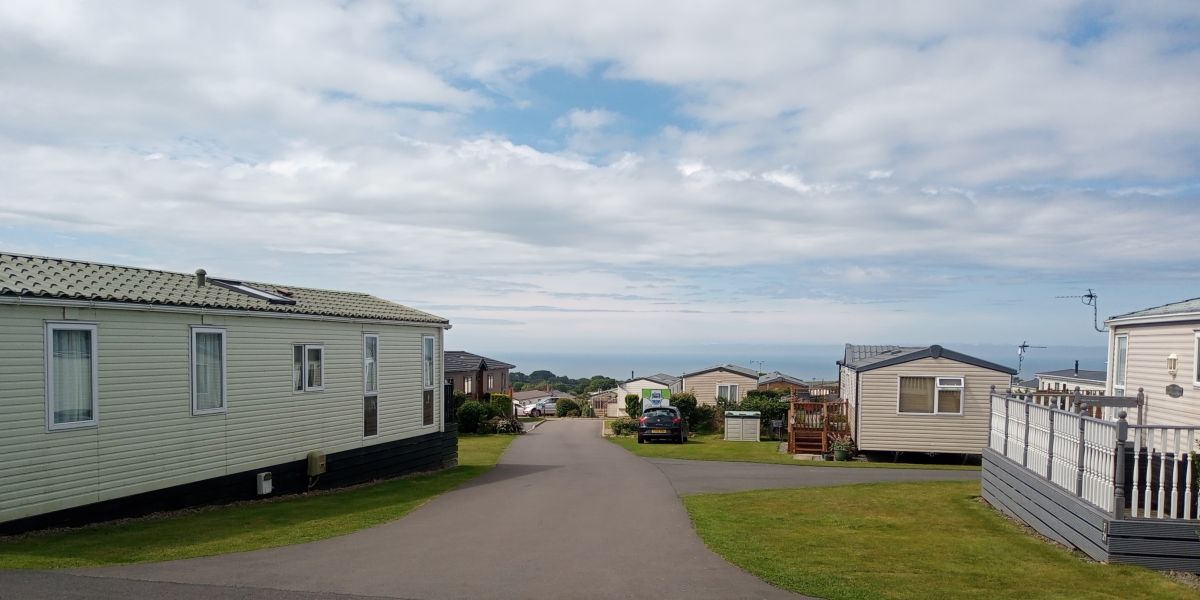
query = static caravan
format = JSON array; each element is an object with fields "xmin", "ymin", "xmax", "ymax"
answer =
[
  {"xmin": 837, "ymin": 344, "xmax": 1015, "ymax": 455},
  {"xmin": 0, "ymin": 253, "xmax": 455, "ymax": 533},
  {"xmin": 611, "ymin": 374, "xmax": 678, "ymax": 416},
  {"xmin": 674, "ymin": 364, "xmax": 758, "ymax": 407},
  {"xmin": 1106, "ymin": 296, "xmax": 1200, "ymax": 426}
]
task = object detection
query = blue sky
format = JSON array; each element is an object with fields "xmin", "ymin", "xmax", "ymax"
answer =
[{"xmin": 1, "ymin": 1, "xmax": 1198, "ymax": 377}]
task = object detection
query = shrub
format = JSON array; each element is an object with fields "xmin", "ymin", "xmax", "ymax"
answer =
[
  {"xmin": 741, "ymin": 390, "xmax": 789, "ymax": 425},
  {"xmin": 691, "ymin": 405, "xmax": 718, "ymax": 433},
  {"xmin": 490, "ymin": 393, "xmax": 513, "ymax": 418},
  {"xmin": 624, "ymin": 394, "xmax": 642, "ymax": 419},
  {"xmin": 457, "ymin": 400, "xmax": 489, "ymax": 434},
  {"xmin": 556, "ymin": 397, "xmax": 580, "ymax": 417},
  {"xmin": 611, "ymin": 416, "xmax": 638, "ymax": 436},
  {"xmin": 672, "ymin": 391, "xmax": 698, "ymax": 423}
]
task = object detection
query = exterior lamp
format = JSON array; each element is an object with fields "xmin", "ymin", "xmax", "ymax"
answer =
[{"xmin": 1167, "ymin": 353, "xmax": 1178, "ymax": 377}]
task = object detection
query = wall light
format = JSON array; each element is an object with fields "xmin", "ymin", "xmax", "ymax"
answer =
[{"xmin": 1167, "ymin": 353, "xmax": 1178, "ymax": 377}]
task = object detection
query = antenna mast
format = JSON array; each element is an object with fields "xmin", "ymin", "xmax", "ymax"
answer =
[
  {"xmin": 1056, "ymin": 288, "xmax": 1106, "ymax": 332},
  {"xmin": 1016, "ymin": 340, "xmax": 1047, "ymax": 375}
]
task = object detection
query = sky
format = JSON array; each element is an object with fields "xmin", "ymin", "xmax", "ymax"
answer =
[{"xmin": 1, "ymin": 1, "xmax": 1198, "ymax": 378}]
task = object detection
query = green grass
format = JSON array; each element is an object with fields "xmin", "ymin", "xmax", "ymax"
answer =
[
  {"xmin": 518, "ymin": 416, "xmax": 544, "ymax": 423},
  {"xmin": 0, "ymin": 434, "xmax": 516, "ymax": 569},
  {"xmin": 685, "ymin": 481, "xmax": 1198, "ymax": 600},
  {"xmin": 608, "ymin": 433, "xmax": 979, "ymax": 471}
]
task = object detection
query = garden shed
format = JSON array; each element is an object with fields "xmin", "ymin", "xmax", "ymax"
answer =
[{"xmin": 724, "ymin": 410, "xmax": 761, "ymax": 441}]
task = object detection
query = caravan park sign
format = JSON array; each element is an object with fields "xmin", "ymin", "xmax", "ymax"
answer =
[{"xmin": 642, "ymin": 388, "xmax": 672, "ymax": 410}]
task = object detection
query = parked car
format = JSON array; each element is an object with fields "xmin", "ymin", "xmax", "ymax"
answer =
[
  {"xmin": 527, "ymin": 399, "xmax": 557, "ymax": 417},
  {"xmin": 638, "ymin": 406, "xmax": 687, "ymax": 444}
]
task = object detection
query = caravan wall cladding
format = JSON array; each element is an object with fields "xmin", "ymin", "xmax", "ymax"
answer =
[{"xmin": 0, "ymin": 304, "xmax": 455, "ymax": 533}]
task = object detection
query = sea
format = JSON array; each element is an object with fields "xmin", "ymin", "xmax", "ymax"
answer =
[{"xmin": 496, "ymin": 343, "xmax": 1108, "ymax": 383}]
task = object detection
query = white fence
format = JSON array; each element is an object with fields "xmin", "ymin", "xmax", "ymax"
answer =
[{"xmin": 989, "ymin": 392, "xmax": 1199, "ymax": 521}]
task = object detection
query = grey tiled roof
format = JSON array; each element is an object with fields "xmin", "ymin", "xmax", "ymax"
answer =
[
  {"xmin": 758, "ymin": 371, "xmax": 808, "ymax": 386},
  {"xmin": 840, "ymin": 343, "xmax": 1017, "ymax": 375},
  {"xmin": 444, "ymin": 351, "xmax": 515, "ymax": 373},
  {"xmin": 625, "ymin": 373, "xmax": 681, "ymax": 386},
  {"xmin": 680, "ymin": 363, "xmax": 759, "ymax": 379},
  {"xmin": 841, "ymin": 344, "xmax": 924, "ymax": 369},
  {"xmin": 1035, "ymin": 368, "xmax": 1106, "ymax": 384},
  {"xmin": 1110, "ymin": 297, "xmax": 1200, "ymax": 320},
  {"xmin": 0, "ymin": 253, "xmax": 448, "ymax": 325}
]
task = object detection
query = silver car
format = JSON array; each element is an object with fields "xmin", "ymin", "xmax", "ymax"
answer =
[{"xmin": 526, "ymin": 399, "xmax": 557, "ymax": 417}]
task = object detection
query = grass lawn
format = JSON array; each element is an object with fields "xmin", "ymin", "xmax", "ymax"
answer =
[
  {"xmin": 686, "ymin": 481, "xmax": 1198, "ymax": 600},
  {"xmin": 608, "ymin": 433, "xmax": 979, "ymax": 471},
  {"xmin": 518, "ymin": 416, "xmax": 544, "ymax": 423},
  {"xmin": 0, "ymin": 434, "xmax": 516, "ymax": 569}
]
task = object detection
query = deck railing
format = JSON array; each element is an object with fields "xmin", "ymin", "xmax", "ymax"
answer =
[
  {"xmin": 787, "ymin": 399, "xmax": 850, "ymax": 454},
  {"xmin": 989, "ymin": 388, "xmax": 1198, "ymax": 521}
]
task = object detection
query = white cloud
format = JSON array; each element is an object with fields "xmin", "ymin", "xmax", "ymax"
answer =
[
  {"xmin": 555, "ymin": 108, "xmax": 617, "ymax": 131},
  {"xmin": 0, "ymin": 0, "xmax": 1197, "ymax": 351}
]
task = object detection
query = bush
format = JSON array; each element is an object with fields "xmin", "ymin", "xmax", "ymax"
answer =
[
  {"xmin": 556, "ymin": 397, "xmax": 580, "ymax": 417},
  {"xmin": 624, "ymin": 394, "xmax": 642, "ymax": 419},
  {"xmin": 741, "ymin": 390, "xmax": 788, "ymax": 424},
  {"xmin": 611, "ymin": 416, "xmax": 638, "ymax": 436},
  {"xmin": 457, "ymin": 400, "xmax": 489, "ymax": 434},
  {"xmin": 672, "ymin": 391, "xmax": 698, "ymax": 422},
  {"xmin": 690, "ymin": 405, "xmax": 718, "ymax": 433},
  {"xmin": 490, "ymin": 393, "xmax": 513, "ymax": 418}
]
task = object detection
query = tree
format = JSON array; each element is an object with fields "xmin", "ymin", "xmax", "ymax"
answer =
[
  {"xmin": 624, "ymin": 393, "xmax": 642, "ymax": 418},
  {"xmin": 672, "ymin": 391, "xmax": 698, "ymax": 424},
  {"xmin": 587, "ymin": 376, "xmax": 617, "ymax": 393}
]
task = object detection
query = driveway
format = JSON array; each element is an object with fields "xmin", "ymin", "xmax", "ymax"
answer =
[{"xmin": 5, "ymin": 420, "xmax": 810, "ymax": 600}]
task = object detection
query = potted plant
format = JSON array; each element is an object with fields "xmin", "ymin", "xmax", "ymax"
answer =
[{"xmin": 830, "ymin": 434, "xmax": 853, "ymax": 461}]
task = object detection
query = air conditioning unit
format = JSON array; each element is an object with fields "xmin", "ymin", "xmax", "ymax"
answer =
[
  {"xmin": 256, "ymin": 471, "xmax": 273, "ymax": 495},
  {"xmin": 307, "ymin": 450, "xmax": 327, "ymax": 476}
]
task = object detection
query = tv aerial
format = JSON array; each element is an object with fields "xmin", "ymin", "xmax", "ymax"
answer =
[
  {"xmin": 1056, "ymin": 288, "xmax": 1106, "ymax": 332},
  {"xmin": 1016, "ymin": 340, "xmax": 1047, "ymax": 375}
]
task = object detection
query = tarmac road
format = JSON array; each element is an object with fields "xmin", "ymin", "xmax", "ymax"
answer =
[{"xmin": 3, "ymin": 420, "xmax": 810, "ymax": 600}]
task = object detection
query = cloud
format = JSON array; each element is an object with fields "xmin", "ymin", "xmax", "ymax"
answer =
[
  {"xmin": 555, "ymin": 108, "xmax": 617, "ymax": 131},
  {"xmin": 0, "ymin": 0, "xmax": 1197, "ymax": 351}
]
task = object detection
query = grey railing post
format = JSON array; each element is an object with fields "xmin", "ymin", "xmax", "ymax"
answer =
[
  {"xmin": 1022, "ymin": 398, "xmax": 1031, "ymax": 467},
  {"xmin": 1076, "ymin": 412, "xmax": 1087, "ymax": 497},
  {"xmin": 1046, "ymin": 406, "xmax": 1055, "ymax": 480},
  {"xmin": 1113, "ymin": 411, "xmax": 1129, "ymax": 519},
  {"xmin": 1136, "ymin": 387, "xmax": 1145, "ymax": 426}
]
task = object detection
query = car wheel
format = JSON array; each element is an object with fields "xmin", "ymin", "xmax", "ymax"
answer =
[
  {"xmin": 530, "ymin": 409, "xmax": 540, "ymax": 417},
  {"xmin": 637, "ymin": 435, "xmax": 644, "ymax": 444}
]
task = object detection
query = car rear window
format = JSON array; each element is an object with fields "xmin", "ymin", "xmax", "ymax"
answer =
[{"xmin": 644, "ymin": 408, "xmax": 676, "ymax": 417}]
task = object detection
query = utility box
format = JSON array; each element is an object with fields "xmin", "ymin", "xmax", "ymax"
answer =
[
  {"xmin": 256, "ymin": 471, "xmax": 273, "ymax": 495},
  {"xmin": 724, "ymin": 411, "xmax": 762, "ymax": 442},
  {"xmin": 307, "ymin": 451, "xmax": 327, "ymax": 476}
]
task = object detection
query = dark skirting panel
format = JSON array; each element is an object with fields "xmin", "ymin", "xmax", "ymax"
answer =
[{"xmin": 0, "ymin": 426, "xmax": 459, "ymax": 535}]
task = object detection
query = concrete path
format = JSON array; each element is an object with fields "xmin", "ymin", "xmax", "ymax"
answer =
[
  {"xmin": 649, "ymin": 457, "xmax": 979, "ymax": 495},
  {"xmin": 7, "ymin": 420, "xmax": 810, "ymax": 600}
]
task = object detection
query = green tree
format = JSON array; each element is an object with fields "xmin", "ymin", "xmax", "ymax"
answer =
[{"xmin": 624, "ymin": 393, "xmax": 642, "ymax": 418}]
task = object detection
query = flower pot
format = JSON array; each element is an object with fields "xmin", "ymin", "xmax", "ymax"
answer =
[{"xmin": 833, "ymin": 449, "xmax": 850, "ymax": 461}]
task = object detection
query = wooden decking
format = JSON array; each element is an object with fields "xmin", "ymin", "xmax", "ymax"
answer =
[{"xmin": 787, "ymin": 400, "xmax": 851, "ymax": 454}]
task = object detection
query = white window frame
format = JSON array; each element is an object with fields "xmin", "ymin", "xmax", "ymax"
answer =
[
  {"xmin": 717, "ymin": 383, "xmax": 739, "ymax": 403},
  {"xmin": 363, "ymin": 333, "xmax": 379, "ymax": 396},
  {"xmin": 1113, "ymin": 334, "xmax": 1129, "ymax": 395},
  {"xmin": 295, "ymin": 343, "xmax": 325, "ymax": 392},
  {"xmin": 896, "ymin": 375, "xmax": 965, "ymax": 416},
  {"xmin": 487, "ymin": 373, "xmax": 494, "ymax": 391},
  {"xmin": 464, "ymin": 376, "xmax": 473, "ymax": 394},
  {"xmin": 45, "ymin": 322, "xmax": 100, "ymax": 431},
  {"xmin": 190, "ymin": 326, "xmax": 228, "ymax": 415},
  {"xmin": 1193, "ymin": 331, "xmax": 1199, "ymax": 389},
  {"xmin": 422, "ymin": 335, "xmax": 435, "ymax": 390}
]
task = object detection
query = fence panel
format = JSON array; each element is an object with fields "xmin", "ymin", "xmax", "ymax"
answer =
[
  {"xmin": 1026, "ymin": 404, "xmax": 1053, "ymax": 478},
  {"xmin": 1005, "ymin": 398, "xmax": 1026, "ymax": 462},
  {"xmin": 989, "ymin": 393, "xmax": 1007, "ymax": 453},
  {"xmin": 1050, "ymin": 411, "xmax": 1081, "ymax": 493},
  {"xmin": 1080, "ymin": 419, "xmax": 1117, "ymax": 512}
]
